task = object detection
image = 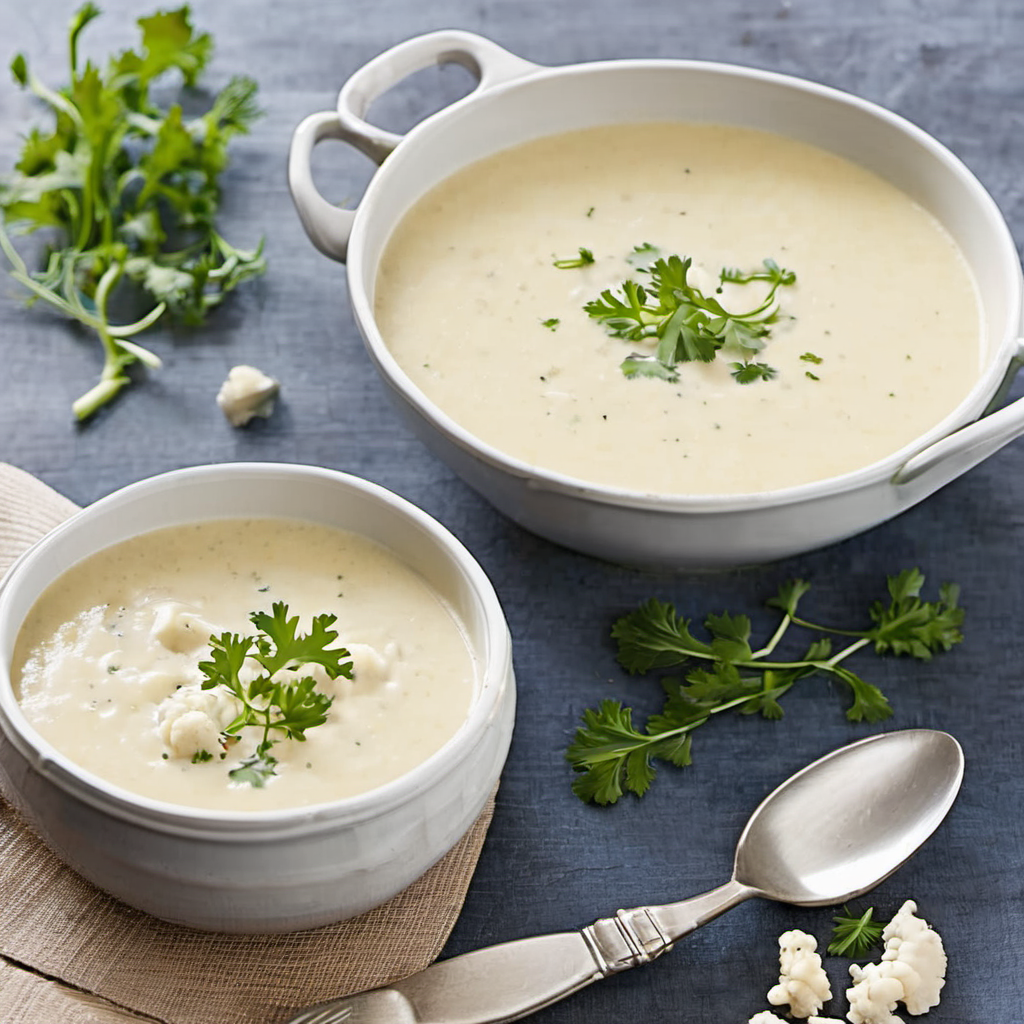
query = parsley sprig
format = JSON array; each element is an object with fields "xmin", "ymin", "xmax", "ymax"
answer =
[
  {"xmin": 199, "ymin": 602, "xmax": 351, "ymax": 787},
  {"xmin": 566, "ymin": 569, "xmax": 963, "ymax": 805},
  {"xmin": 0, "ymin": 4, "xmax": 266, "ymax": 420},
  {"xmin": 828, "ymin": 905, "xmax": 885, "ymax": 958},
  {"xmin": 553, "ymin": 246, "xmax": 595, "ymax": 269},
  {"xmin": 583, "ymin": 253, "xmax": 795, "ymax": 384}
]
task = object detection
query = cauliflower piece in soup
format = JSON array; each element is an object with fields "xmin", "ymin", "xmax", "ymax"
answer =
[{"xmin": 158, "ymin": 683, "xmax": 241, "ymax": 760}]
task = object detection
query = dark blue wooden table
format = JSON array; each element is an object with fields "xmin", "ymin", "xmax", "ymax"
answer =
[{"xmin": 2, "ymin": 1, "xmax": 1022, "ymax": 1021}]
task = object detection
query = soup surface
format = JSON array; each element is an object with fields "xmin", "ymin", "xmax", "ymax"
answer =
[
  {"xmin": 13, "ymin": 518, "xmax": 475, "ymax": 810},
  {"xmin": 375, "ymin": 122, "xmax": 982, "ymax": 495}
]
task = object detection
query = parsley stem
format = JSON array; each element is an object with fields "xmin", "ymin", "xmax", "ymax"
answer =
[
  {"xmin": 789, "ymin": 616, "xmax": 871, "ymax": 638},
  {"xmin": 20, "ymin": 62, "xmax": 84, "ymax": 131},
  {"xmin": 751, "ymin": 610, "xmax": 796, "ymax": 660},
  {"xmin": 828, "ymin": 637, "xmax": 872, "ymax": 665}
]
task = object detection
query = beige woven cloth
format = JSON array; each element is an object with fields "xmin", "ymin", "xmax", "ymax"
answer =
[{"xmin": 0, "ymin": 463, "xmax": 495, "ymax": 1024}]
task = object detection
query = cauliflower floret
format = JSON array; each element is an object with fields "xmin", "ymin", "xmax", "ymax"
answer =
[
  {"xmin": 749, "ymin": 1014, "xmax": 843, "ymax": 1024},
  {"xmin": 150, "ymin": 601, "xmax": 215, "ymax": 654},
  {"xmin": 347, "ymin": 641, "xmax": 397, "ymax": 687},
  {"xmin": 271, "ymin": 655, "xmax": 355, "ymax": 701},
  {"xmin": 158, "ymin": 684, "xmax": 241, "ymax": 759},
  {"xmin": 880, "ymin": 900, "xmax": 946, "ymax": 1015},
  {"xmin": 846, "ymin": 961, "xmax": 908, "ymax": 1024},
  {"xmin": 216, "ymin": 364, "xmax": 279, "ymax": 426},
  {"xmin": 767, "ymin": 929, "xmax": 832, "ymax": 1018}
]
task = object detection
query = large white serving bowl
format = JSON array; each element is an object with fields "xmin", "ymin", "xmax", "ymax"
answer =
[
  {"xmin": 0, "ymin": 463, "xmax": 515, "ymax": 933},
  {"xmin": 290, "ymin": 31, "xmax": 1024, "ymax": 569}
]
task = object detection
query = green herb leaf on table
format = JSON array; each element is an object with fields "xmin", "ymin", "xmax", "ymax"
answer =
[
  {"xmin": 566, "ymin": 569, "xmax": 963, "ymax": 805},
  {"xmin": 0, "ymin": 3, "xmax": 266, "ymax": 420},
  {"xmin": 828, "ymin": 905, "xmax": 885, "ymax": 958},
  {"xmin": 582, "ymin": 252, "xmax": 796, "ymax": 384},
  {"xmin": 198, "ymin": 601, "xmax": 351, "ymax": 787}
]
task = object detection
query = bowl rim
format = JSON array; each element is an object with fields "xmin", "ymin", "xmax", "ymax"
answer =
[
  {"xmin": 345, "ymin": 54, "xmax": 1024, "ymax": 512},
  {"xmin": 0, "ymin": 462, "xmax": 512, "ymax": 837}
]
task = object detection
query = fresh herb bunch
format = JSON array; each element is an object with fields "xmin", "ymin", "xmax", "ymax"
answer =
[
  {"xmin": 583, "ymin": 251, "xmax": 795, "ymax": 384},
  {"xmin": 566, "ymin": 569, "xmax": 963, "ymax": 805},
  {"xmin": 199, "ymin": 602, "xmax": 352, "ymax": 787},
  {"xmin": 0, "ymin": 3, "xmax": 266, "ymax": 420},
  {"xmin": 828, "ymin": 905, "xmax": 885, "ymax": 958}
]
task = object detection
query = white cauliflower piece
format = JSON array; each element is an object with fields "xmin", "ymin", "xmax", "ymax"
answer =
[
  {"xmin": 150, "ymin": 601, "xmax": 215, "ymax": 654},
  {"xmin": 846, "ymin": 961, "xmax": 908, "ymax": 1024},
  {"xmin": 158, "ymin": 684, "xmax": 241, "ymax": 759},
  {"xmin": 272, "ymin": 653, "xmax": 357, "ymax": 701},
  {"xmin": 749, "ymin": 1014, "xmax": 845, "ymax": 1024},
  {"xmin": 347, "ymin": 642, "xmax": 394, "ymax": 686},
  {"xmin": 216, "ymin": 364, "xmax": 279, "ymax": 426},
  {"xmin": 880, "ymin": 900, "xmax": 946, "ymax": 1015},
  {"xmin": 767, "ymin": 929, "xmax": 832, "ymax": 1018}
]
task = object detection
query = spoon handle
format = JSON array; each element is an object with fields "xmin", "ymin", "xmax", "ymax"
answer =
[{"xmin": 284, "ymin": 880, "xmax": 751, "ymax": 1024}]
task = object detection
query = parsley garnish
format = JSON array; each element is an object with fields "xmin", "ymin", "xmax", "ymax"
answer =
[
  {"xmin": 540, "ymin": 317, "xmax": 560, "ymax": 330},
  {"xmin": 198, "ymin": 601, "xmax": 351, "ymax": 787},
  {"xmin": 553, "ymin": 247, "xmax": 595, "ymax": 268},
  {"xmin": 0, "ymin": 4, "xmax": 266, "ymax": 420},
  {"xmin": 730, "ymin": 361, "xmax": 777, "ymax": 384},
  {"xmin": 626, "ymin": 242, "xmax": 661, "ymax": 268},
  {"xmin": 583, "ymin": 253, "xmax": 795, "ymax": 384},
  {"xmin": 566, "ymin": 569, "xmax": 962, "ymax": 804},
  {"xmin": 828, "ymin": 905, "xmax": 885, "ymax": 957}
]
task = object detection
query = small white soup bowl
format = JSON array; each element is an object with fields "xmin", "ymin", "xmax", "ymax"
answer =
[
  {"xmin": 0, "ymin": 463, "xmax": 515, "ymax": 933},
  {"xmin": 290, "ymin": 31, "xmax": 1024, "ymax": 569}
]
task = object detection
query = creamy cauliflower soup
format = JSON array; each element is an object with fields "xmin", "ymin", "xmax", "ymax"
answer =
[
  {"xmin": 375, "ymin": 122, "xmax": 982, "ymax": 495},
  {"xmin": 12, "ymin": 518, "xmax": 475, "ymax": 811}
]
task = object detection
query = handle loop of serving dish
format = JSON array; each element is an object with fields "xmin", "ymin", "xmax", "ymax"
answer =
[
  {"xmin": 288, "ymin": 31, "xmax": 539, "ymax": 262},
  {"xmin": 893, "ymin": 336, "xmax": 1024, "ymax": 488}
]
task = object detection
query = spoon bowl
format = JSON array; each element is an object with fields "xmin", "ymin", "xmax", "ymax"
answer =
[
  {"xmin": 734, "ymin": 729, "xmax": 964, "ymax": 905},
  {"xmin": 286, "ymin": 730, "xmax": 964, "ymax": 1024}
]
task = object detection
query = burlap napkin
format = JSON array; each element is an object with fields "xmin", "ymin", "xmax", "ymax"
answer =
[{"xmin": 0, "ymin": 463, "xmax": 496, "ymax": 1024}]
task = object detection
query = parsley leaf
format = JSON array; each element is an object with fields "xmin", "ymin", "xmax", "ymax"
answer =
[
  {"xmin": 228, "ymin": 753, "xmax": 278, "ymax": 788},
  {"xmin": 730, "ymin": 361, "xmax": 777, "ymax": 383},
  {"xmin": 828, "ymin": 905, "xmax": 885, "ymax": 957},
  {"xmin": 553, "ymin": 246, "xmax": 595, "ymax": 269},
  {"xmin": 583, "ymin": 252, "xmax": 796, "ymax": 384},
  {"xmin": 567, "ymin": 569, "xmax": 961, "ymax": 804},
  {"xmin": 0, "ymin": 4, "xmax": 265, "ymax": 420},
  {"xmin": 198, "ymin": 601, "xmax": 351, "ymax": 787}
]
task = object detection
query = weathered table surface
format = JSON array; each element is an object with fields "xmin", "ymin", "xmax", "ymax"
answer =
[{"xmin": 1, "ymin": 1, "xmax": 1022, "ymax": 1021}]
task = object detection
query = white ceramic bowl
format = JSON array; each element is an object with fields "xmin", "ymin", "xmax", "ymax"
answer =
[
  {"xmin": 290, "ymin": 31, "xmax": 1024, "ymax": 569},
  {"xmin": 0, "ymin": 463, "xmax": 515, "ymax": 933}
]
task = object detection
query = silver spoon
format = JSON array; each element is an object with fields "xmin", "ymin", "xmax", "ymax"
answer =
[{"xmin": 286, "ymin": 729, "xmax": 963, "ymax": 1024}]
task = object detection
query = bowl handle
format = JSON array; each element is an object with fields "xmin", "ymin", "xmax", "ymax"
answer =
[
  {"xmin": 288, "ymin": 111, "xmax": 361, "ymax": 262},
  {"xmin": 337, "ymin": 30, "xmax": 541, "ymax": 163},
  {"xmin": 893, "ymin": 338, "xmax": 1024, "ymax": 490},
  {"xmin": 289, "ymin": 32, "xmax": 539, "ymax": 263}
]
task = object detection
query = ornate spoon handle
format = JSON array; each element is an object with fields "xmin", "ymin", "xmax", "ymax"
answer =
[{"xmin": 285, "ymin": 880, "xmax": 751, "ymax": 1024}]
